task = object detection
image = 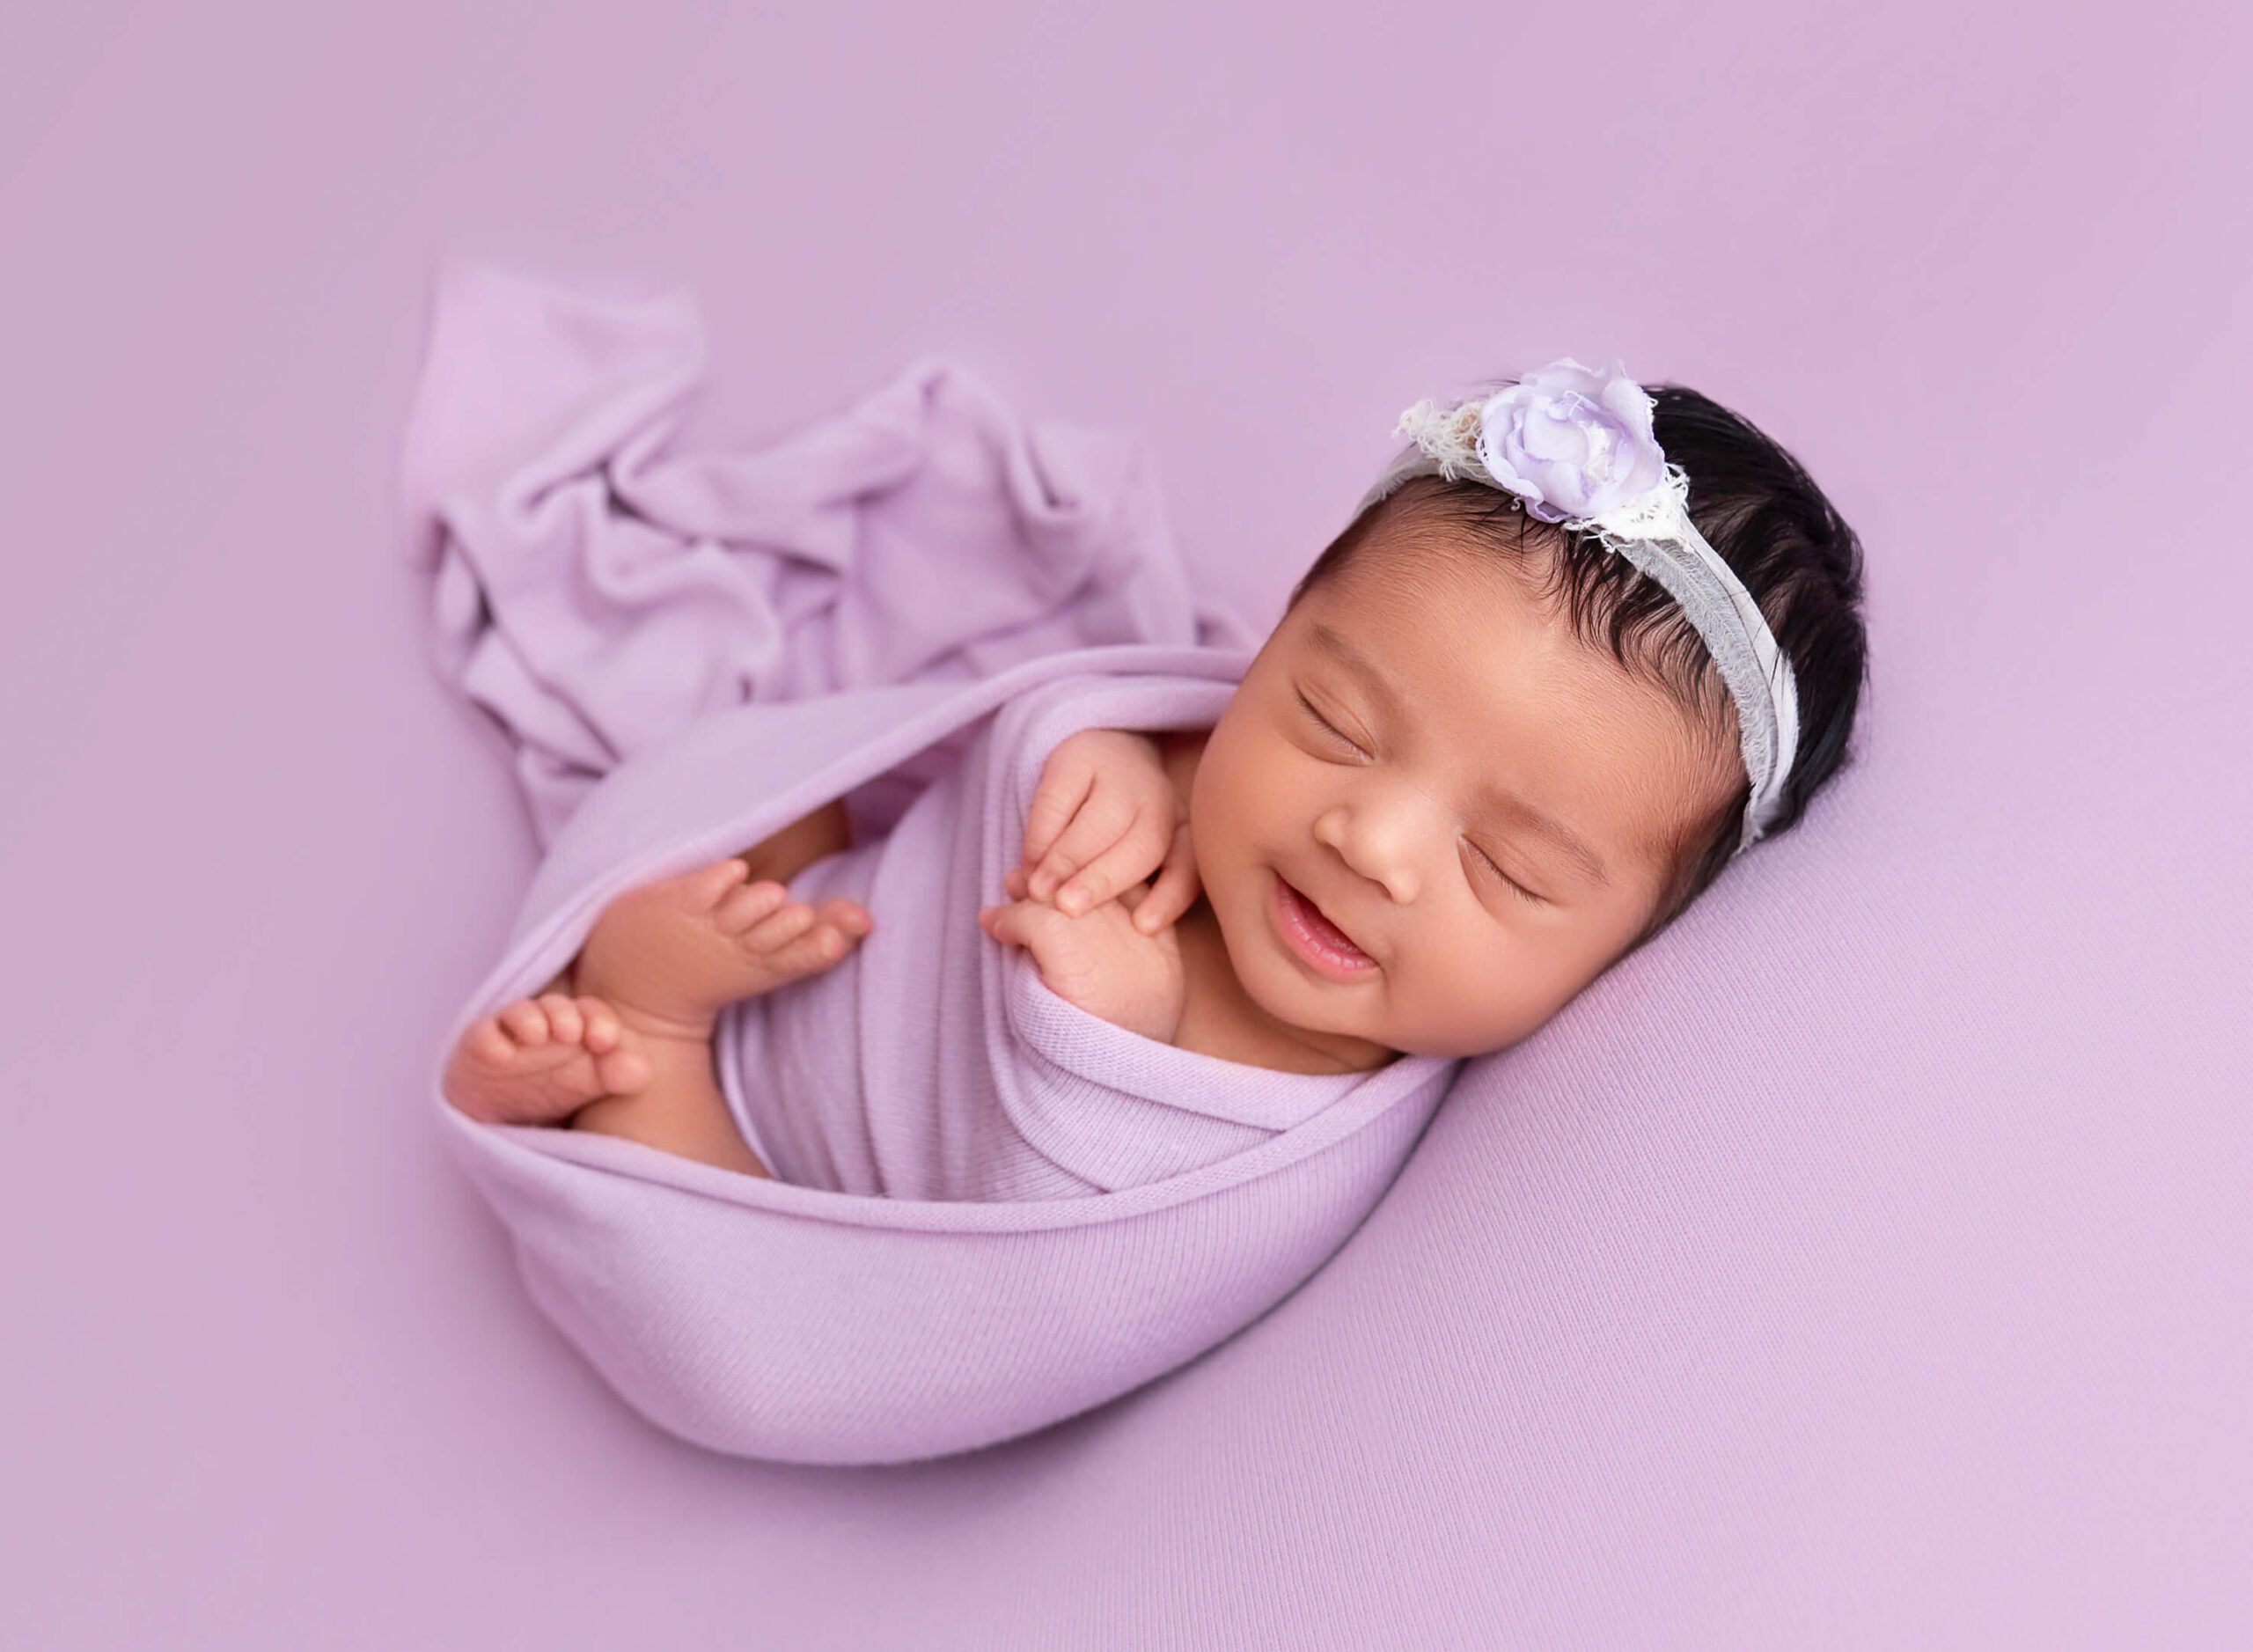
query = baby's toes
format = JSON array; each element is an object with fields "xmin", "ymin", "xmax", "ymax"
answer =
[
  {"xmin": 569, "ymin": 995, "xmax": 651, "ymax": 1091},
  {"xmin": 767, "ymin": 921, "xmax": 853, "ymax": 976},
  {"xmin": 714, "ymin": 878, "xmax": 791, "ymax": 936},
  {"xmin": 575, "ymin": 995, "xmax": 621, "ymax": 1054},
  {"xmin": 535, "ymin": 993, "xmax": 583, "ymax": 1044},
  {"xmin": 745, "ymin": 899, "xmax": 819, "ymax": 955},
  {"xmin": 497, "ymin": 999, "xmax": 553, "ymax": 1047},
  {"xmin": 591, "ymin": 1039, "xmax": 651, "ymax": 1096},
  {"xmin": 681, "ymin": 855, "xmax": 753, "ymax": 911},
  {"xmin": 748, "ymin": 900, "xmax": 857, "ymax": 976},
  {"xmin": 460, "ymin": 1014, "xmax": 518, "ymax": 1068},
  {"xmin": 774, "ymin": 903, "xmax": 870, "ymax": 974},
  {"xmin": 444, "ymin": 992, "xmax": 646, "ymax": 1126}
]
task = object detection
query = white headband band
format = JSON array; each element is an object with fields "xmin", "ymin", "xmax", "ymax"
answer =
[{"xmin": 1351, "ymin": 359, "xmax": 1801, "ymax": 855}]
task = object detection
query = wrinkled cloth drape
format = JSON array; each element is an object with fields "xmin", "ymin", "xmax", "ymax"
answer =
[{"xmin": 403, "ymin": 261, "xmax": 1458, "ymax": 1464}]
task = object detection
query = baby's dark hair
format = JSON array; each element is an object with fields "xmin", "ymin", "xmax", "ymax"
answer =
[{"xmin": 1285, "ymin": 382, "xmax": 1870, "ymax": 954}]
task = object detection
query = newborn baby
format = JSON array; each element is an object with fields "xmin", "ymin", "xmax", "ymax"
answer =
[{"xmin": 443, "ymin": 364, "xmax": 1868, "ymax": 1180}]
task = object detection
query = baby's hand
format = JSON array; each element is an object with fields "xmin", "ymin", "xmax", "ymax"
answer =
[
  {"xmin": 1020, "ymin": 728, "xmax": 1200, "ymax": 935},
  {"xmin": 980, "ymin": 867, "xmax": 1186, "ymax": 1044}
]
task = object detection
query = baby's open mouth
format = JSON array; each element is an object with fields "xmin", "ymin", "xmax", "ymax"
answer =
[{"xmin": 1273, "ymin": 872, "xmax": 1378, "ymax": 980}]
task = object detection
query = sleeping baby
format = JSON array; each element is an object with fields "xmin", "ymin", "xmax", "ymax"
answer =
[{"xmin": 441, "ymin": 358, "xmax": 1868, "ymax": 1181}]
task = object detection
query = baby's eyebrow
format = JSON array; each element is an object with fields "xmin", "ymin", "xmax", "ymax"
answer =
[{"xmin": 1308, "ymin": 619, "xmax": 1612, "ymax": 890}]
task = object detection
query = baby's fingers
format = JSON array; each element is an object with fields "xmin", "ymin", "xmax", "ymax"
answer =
[
  {"xmin": 1021, "ymin": 752, "xmax": 1097, "ymax": 870},
  {"xmin": 1028, "ymin": 793, "xmax": 1142, "ymax": 902},
  {"xmin": 1134, "ymin": 824, "xmax": 1201, "ymax": 934},
  {"xmin": 1049, "ymin": 819, "xmax": 1168, "ymax": 915},
  {"xmin": 1049, "ymin": 838, "xmax": 1153, "ymax": 914}
]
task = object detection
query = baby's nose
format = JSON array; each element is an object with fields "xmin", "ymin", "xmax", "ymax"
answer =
[{"xmin": 1313, "ymin": 805, "xmax": 1419, "ymax": 904}]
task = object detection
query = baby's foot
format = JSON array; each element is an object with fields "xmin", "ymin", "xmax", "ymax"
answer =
[
  {"xmin": 443, "ymin": 991, "xmax": 652, "ymax": 1127},
  {"xmin": 572, "ymin": 855, "xmax": 873, "ymax": 1035}
]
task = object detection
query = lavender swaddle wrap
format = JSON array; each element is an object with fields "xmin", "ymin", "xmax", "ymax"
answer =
[{"xmin": 402, "ymin": 261, "xmax": 1459, "ymax": 1465}]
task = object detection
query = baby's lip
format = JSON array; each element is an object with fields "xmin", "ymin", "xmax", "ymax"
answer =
[{"xmin": 1283, "ymin": 872, "xmax": 1376, "ymax": 964}]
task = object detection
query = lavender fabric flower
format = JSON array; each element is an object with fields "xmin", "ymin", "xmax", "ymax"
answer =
[{"xmin": 1474, "ymin": 357, "xmax": 1669, "ymax": 524}]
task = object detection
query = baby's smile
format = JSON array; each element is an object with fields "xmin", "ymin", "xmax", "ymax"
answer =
[{"xmin": 1269, "ymin": 870, "xmax": 1381, "ymax": 983}]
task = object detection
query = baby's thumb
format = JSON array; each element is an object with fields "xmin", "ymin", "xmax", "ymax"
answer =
[{"xmin": 981, "ymin": 899, "xmax": 1053, "ymax": 950}]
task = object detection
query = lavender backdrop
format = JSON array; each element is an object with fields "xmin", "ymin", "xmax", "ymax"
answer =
[{"xmin": 4, "ymin": 3, "xmax": 2246, "ymax": 1647}]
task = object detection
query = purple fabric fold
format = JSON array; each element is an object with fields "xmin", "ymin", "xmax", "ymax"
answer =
[
  {"xmin": 400, "ymin": 255, "xmax": 1258, "ymax": 848},
  {"xmin": 403, "ymin": 260, "xmax": 1458, "ymax": 1465}
]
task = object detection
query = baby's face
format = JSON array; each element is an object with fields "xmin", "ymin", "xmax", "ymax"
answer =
[{"xmin": 1188, "ymin": 533, "xmax": 1739, "ymax": 1066}]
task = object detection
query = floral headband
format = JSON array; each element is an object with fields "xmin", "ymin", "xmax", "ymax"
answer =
[{"xmin": 1352, "ymin": 357, "xmax": 1801, "ymax": 854}]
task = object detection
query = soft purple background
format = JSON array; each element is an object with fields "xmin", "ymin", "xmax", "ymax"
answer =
[{"xmin": 4, "ymin": 4, "xmax": 2248, "ymax": 1648}]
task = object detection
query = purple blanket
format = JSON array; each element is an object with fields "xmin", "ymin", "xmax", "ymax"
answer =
[{"xmin": 403, "ymin": 261, "xmax": 1457, "ymax": 1464}]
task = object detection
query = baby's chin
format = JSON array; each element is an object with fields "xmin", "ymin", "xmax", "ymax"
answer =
[{"xmin": 1213, "ymin": 867, "xmax": 1407, "ymax": 1067}]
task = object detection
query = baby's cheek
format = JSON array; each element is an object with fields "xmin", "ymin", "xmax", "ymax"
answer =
[
  {"xmin": 1190, "ymin": 735, "xmax": 1267, "ymax": 848},
  {"xmin": 1383, "ymin": 946, "xmax": 1483, "ymax": 1051}
]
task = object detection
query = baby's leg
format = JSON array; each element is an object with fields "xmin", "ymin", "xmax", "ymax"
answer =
[
  {"xmin": 568, "ymin": 1013, "xmax": 772, "ymax": 1177},
  {"xmin": 561, "ymin": 855, "xmax": 871, "ymax": 1177}
]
